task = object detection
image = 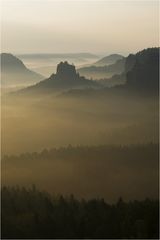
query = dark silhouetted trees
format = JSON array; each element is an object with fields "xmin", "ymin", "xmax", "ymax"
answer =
[{"xmin": 1, "ymin": 186, "xmax": 159, "ymax": 239}]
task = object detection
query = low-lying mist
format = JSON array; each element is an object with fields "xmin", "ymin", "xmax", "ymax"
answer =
[
  {"xmin": 1, "ymin": 92, "xmax": 158, "ymax": 155},
  {"xmin": 1, "ymin": 90, "xmax": 159, "ymax": 202},
  {"xmin": 2, "ymin": 144, "xmax": 159, "ymax": 202}
]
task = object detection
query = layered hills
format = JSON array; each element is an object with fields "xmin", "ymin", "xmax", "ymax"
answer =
[
  {"xmin": 7, "ymin": 47, "xmax": 159, "ymax": 96},
  {"xmin": 65, "ymin": 48, "xmax": 159, "ymax": 96},
  {"xmin": 78, "ymin": 58, "xmax": 126, "ymax": 79}
]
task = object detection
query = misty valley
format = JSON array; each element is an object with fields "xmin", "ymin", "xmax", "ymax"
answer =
[{"xmin": 1, "ymin": 47, "xmax": 159, "ymax": 239}]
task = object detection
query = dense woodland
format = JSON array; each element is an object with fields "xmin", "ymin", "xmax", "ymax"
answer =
[{"xmin": 2, "ymin": 186, "xmax": 159, "ymax": 239}]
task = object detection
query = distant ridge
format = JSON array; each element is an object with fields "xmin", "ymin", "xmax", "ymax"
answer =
[
  {"xmin": 94, "ymin": 54, "xmax": 124, "ymax": 66},
  {"xmin": 78, "ymin": 58, "xmax": 125, "ymax": 79},
  {"xmin": 17, "ymin": 53, "xmax": 98, "ymax": 59},
  {"xmin": 1, "ymin": 53, "xmax": 44, "ymax": 86}
]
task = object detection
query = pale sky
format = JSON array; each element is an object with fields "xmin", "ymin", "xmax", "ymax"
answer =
[{"xmin": 1, "ymin": 0, "xmax": 159, "ymax": 55}]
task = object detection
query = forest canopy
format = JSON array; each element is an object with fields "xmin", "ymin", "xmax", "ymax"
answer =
[{"xmin": 2, "ymin": 186, "xmax": 159, "ymax": 239}]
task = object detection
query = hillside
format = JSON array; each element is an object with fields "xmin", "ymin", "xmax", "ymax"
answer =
[
  {"xmin": 94, "ymin": 54, "xmax": 124, "ymax": 66},
  {"xmin": 78, "ymin": 58, "xmax": 125, "ymax": 79},
  {"xmin": 97, "ymin": 73, "xmax": 126, "ymax": 87},
  {"xmin": 125, "ymin": 48, "xmax": 159, "ymax": 93},
  {"xmin": 1, "ymin": 53, "xmax": 44, "ymax": 87}
]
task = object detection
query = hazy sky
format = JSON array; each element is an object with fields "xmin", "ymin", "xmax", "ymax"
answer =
[{"xmin": 1, "ymin": 0, "xmax": 159, "ymax": 55}]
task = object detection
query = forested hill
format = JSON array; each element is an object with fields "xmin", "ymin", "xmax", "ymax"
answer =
[{"xmin": 125, "ymin": 48, "xmax": 159, "ymax": 92}]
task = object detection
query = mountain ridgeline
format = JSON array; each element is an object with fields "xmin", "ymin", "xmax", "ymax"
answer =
[
  {"xmin": 3, "ymin": 47, "xmax": 159, "ymax": 95},
  {"xmin": 1, "ymin": 53, "xmax": 43, "ymax": 87},
  {"xmin": 94, "ymin": 54, "xmax": 124, "ymax": 66}
]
